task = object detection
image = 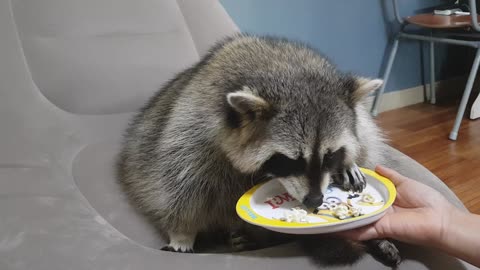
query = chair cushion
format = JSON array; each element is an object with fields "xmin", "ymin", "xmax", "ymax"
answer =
[{"xmin": 12, "ymin": 0, "xmax": 199, "ymax": 115}]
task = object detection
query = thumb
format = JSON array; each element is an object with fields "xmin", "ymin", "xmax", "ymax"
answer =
[{"xmin": 375, "ymin": 165, "xmax": 409, "ymax": 186}]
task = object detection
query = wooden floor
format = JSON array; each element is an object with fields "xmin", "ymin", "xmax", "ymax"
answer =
[{"xmin": 376, "ymin": 101, "xmax": 480, "ymax": 214}]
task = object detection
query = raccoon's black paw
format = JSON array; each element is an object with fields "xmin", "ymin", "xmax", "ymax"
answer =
[
  {"xmin": 335, "ymin": 164, "xmax": 366, "ymax": 193},
  {"xmin": 229, "ymin": 231, "xmax": 259, "ymax": 252},
  {"xmin": 365, "ymin": 239, "xmax": 401, "ymax": 267},
  {"xmin": 160, "ymin": 245, "xmax": 194, "ymax": 253}
]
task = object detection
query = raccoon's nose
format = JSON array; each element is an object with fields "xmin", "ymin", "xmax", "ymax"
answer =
[{"xmin": 302, "ymin": 193, "xmax": 324, "ymax": 209}]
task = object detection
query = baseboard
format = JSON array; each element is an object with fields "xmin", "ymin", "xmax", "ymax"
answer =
[
  {"xmin": 365, "ymin": 85, "xmax": 425, "ymax": 113},
  {"xmin": 365, "ymin": 76, "xmax": 467, "ymax": 113}
]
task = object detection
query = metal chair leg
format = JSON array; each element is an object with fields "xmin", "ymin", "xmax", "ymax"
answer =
[
  {"xmin": 429, "ymin": 38, "xmax": 436, "ymax": 104},
  {"xmin": 371, "ymin": 38, "xmax": 400, "ymax": 117},
  {"xmin": 449, "ymin": 47, "xmax": 480, "ymax": 140}
]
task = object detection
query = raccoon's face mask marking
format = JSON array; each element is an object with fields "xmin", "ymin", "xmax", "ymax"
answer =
[
  {"xmin": 323, "ymin": 147, "xmax": 347, "ymax": 172},
  {"xmin": 261, "ymin": 147, "xmax": 348, "ymax": 208},
  {"xmin": 261, "ymin": 153, "xmax": 306, "ymax": 178}
]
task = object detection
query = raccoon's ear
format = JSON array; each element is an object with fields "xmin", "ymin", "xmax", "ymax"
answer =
[
  {"xmin": 351, "ymin": 77, "xmax": 383, "ymax": 103},
  {"xmin": 226, "ymin": 87, "xmax": 271, "ymax": 119}
]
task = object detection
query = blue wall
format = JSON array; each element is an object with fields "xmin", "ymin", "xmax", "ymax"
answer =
[{"xmin": 221, "ymin": 0, "xmax": 468, "ymax": 93}]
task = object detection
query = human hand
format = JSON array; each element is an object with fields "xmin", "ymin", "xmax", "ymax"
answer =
[{"xmin": 340, "ymin": 165, "xmax": 457, "ymax": 247}]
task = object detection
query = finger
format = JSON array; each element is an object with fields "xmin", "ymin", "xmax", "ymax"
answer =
[
  {"xmin": 375, "ymin": 165, "xmax": 409, "ymax": 186},
  {"xmin": 337, "ymin": 225, "xmax": 380, "ymax": 241}
]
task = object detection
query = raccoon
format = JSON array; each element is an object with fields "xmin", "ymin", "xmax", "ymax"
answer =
[{"xmin": 117, "ymin": 35, "xmax": 400, "ymax": 266}]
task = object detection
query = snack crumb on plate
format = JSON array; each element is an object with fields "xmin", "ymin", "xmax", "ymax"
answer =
[
  {"xmin": 334, "ymin": 203, "xmax": 364, "ymax": 219},
  {"xmin": 277, "ymin": 208, "xmax": 309, "ymax": 223},
  {"xmin": 318, "ymin": 201, "xmax": 365, "ymax": 220}
]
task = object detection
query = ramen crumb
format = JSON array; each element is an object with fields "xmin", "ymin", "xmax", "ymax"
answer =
[
  {"xmin": 332, "ymin": 203, "xmax": 364, "ymax": 219},
  {"xmin": 280, "ymin": 208, "xmax": 309, "ymax": 223},
  {"xmin": 347, "ymin": 199, "xmax": 353, "ymax": 206},
  {"xmin": 350, "ymin": 206, "xmax": 364, "ymax": 217},
  {"xmin": 333, "ymin": 204, "xmax": 350, "ymax": 220}
]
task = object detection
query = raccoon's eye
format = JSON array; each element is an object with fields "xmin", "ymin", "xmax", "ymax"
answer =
[
  {"xmin": 323, "ymin": 147, "xmax": 346, "ymax": 169},
  {"xmin": 261, "ymin": 153, "xmax": 306, "ymax": 177},
  {"xmin": 324, "ymin": 149, "xmax": 334, "ymax": 160}
]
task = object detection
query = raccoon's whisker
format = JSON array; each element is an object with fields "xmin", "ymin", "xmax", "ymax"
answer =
[
  {"xmin": 249, "ymin": 174, "xmax": 255, "ymax": 187},
  {"xmin": 251, "ymin": 172, "xmax": 264, "ymax": 186}
]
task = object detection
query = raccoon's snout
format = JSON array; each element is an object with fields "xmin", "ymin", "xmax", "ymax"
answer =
[{"xmin": 303, "ymin": 193, "xmax": 324, "ymax": 209}]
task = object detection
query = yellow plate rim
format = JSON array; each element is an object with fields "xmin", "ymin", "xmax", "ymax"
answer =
[{"xmin": 236, "ymin": 168, "xmax": 396, "ymax": 229}]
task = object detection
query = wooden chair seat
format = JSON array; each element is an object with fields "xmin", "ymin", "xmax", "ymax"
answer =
[{"xmin": 405, "ymin": 13, "xmax": 480, "ymax": 29}]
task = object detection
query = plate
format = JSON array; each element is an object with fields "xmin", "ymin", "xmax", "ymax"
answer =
[{"xmin": 236, "ymin": 168, "xmax": 396, "ymax": 234}]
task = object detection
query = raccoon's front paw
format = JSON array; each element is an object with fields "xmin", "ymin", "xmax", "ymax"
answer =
[
  {"xmin": 335, "ymin": 164, "xmax": 366, "ymax": 193},
  {"xmin": 365, "ymin": 239, "xmax": 401, "ymax": 267}
]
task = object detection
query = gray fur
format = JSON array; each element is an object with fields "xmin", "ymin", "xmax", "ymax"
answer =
[{"xmin": 117, "ymin": 34, "xmax": 399, "ymax": 265}]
